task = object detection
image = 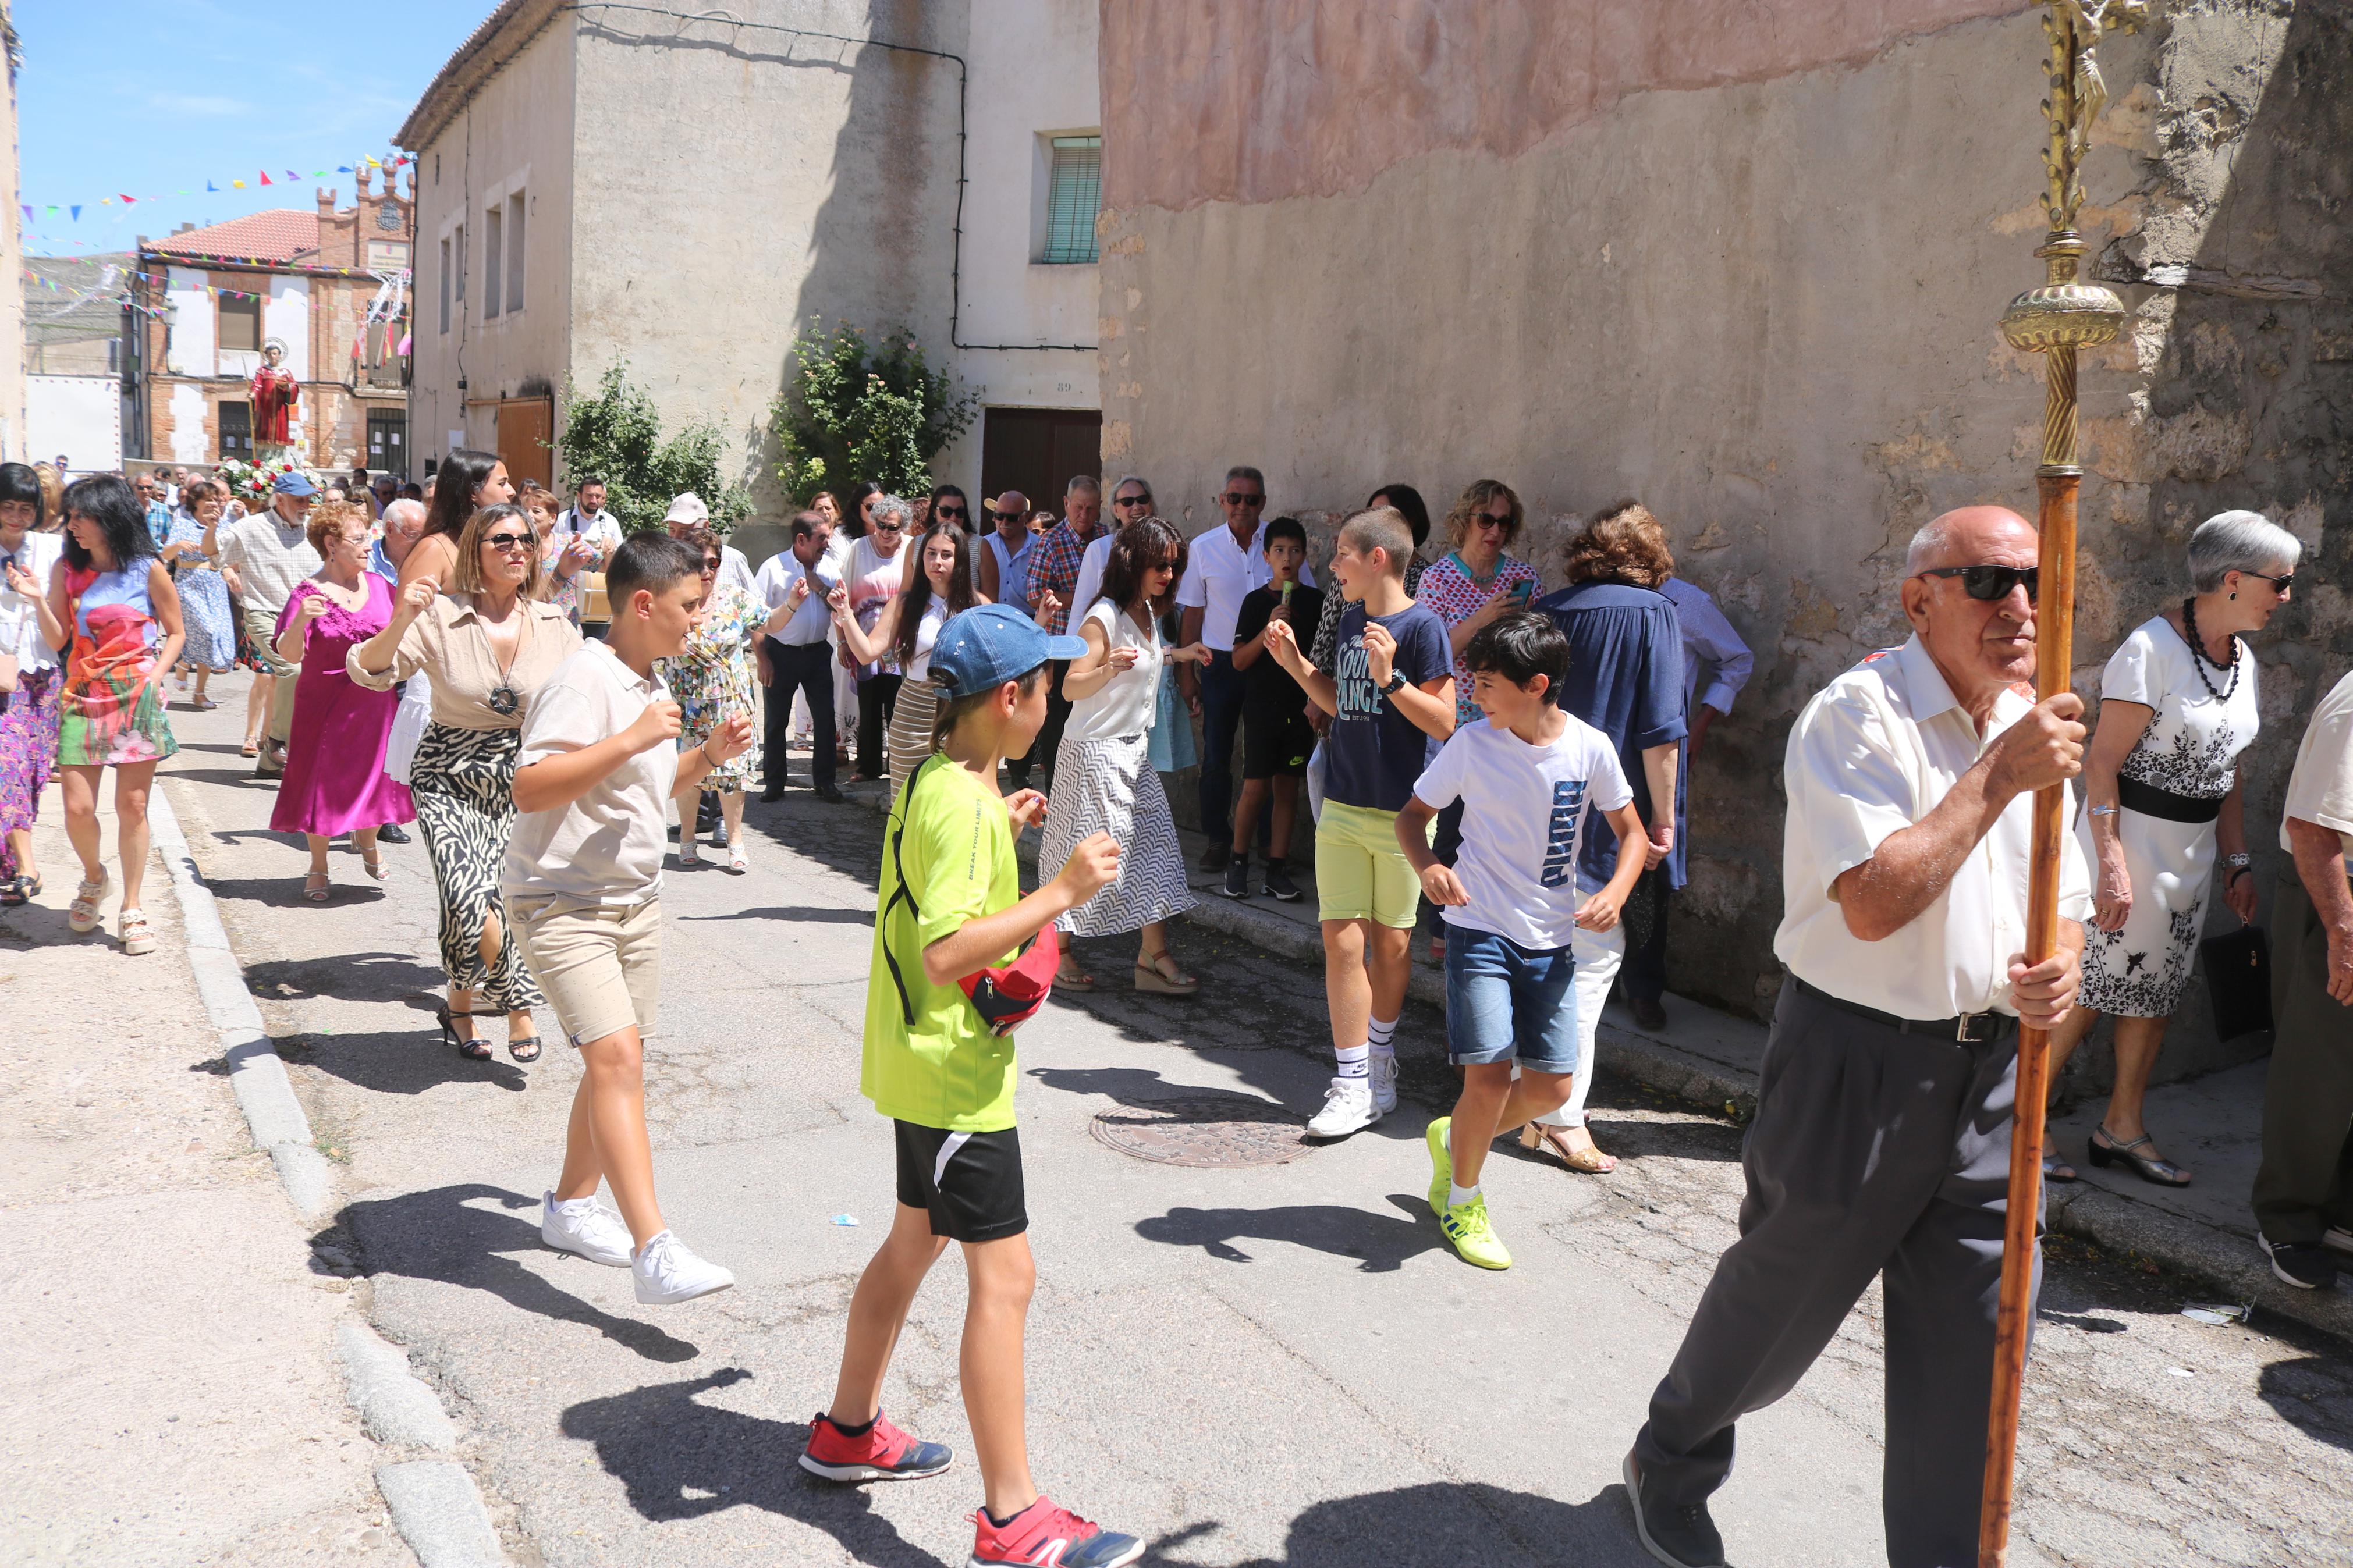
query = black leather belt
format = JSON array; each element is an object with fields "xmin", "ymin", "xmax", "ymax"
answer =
[
  {"xmin": 2116, "ymin": 774, "xmax": 2223, "ymax": 824},
  {"xmin": 1794, "ymin": 979, "xmax": 2017, "ymax": 1044}
]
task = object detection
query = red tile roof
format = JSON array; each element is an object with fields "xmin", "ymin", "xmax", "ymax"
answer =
[{"xmin": 148, "ymin": 210, "xmax": 321, "ymax": 266}]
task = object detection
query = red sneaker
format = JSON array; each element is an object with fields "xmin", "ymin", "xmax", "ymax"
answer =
[
  {"xmin": 797, "ymin": 1410, "xmax": 952, "ymax": 1482},
  {"xmin": 967, "ymin": 1496, "xmax": 1143, "ymax": 1567}
]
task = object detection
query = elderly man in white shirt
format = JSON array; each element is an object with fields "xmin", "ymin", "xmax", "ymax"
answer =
[{"xmin": 1623, "ymin": 506, "xmax": 2089, "ymax": 1568}]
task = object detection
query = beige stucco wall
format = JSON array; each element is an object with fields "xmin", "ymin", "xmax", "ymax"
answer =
[
  {"xmin": 0, "ymin": 13, "xmax": 26, "ymax": 463},
  {"xmin": 1099, "ymin": 1, "xmax": 2352, "ymax": 1087},
  {"xmin": 407, "ymin": 7, "xmax": 577, "ymax": 472}
]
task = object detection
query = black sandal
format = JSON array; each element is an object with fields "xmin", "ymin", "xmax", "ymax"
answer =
[
  {"xmin": 508, "ymin": 1035, "xmax": 542, "ymax": 1064},
  {"xmin": 2088, "ymin": 1126, "xmax": 2190, "ymax": 1187},
  {"xmin": 0, "ymin": 874, "xmax": 27, "ymax": 907},
  {"xmin": 436, "ymin": 1004, "xmax": 494, "ymax": 1062}
]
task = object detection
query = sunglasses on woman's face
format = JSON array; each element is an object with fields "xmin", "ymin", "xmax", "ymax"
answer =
[
  {"xmin": 1476, "ymin": 514, "xmax": 1512, "ymax": 532},
  {"xmin": 874, "ymin": 521, "xmax": 905, "ymax": 534},
  {"xmin": 2245, "ymin": 571, "xmax": 2296, "ymax": 594},
  {"xmin": 1115, "ymin": 493, "xmax": 1152, "ymax": 509},
  {"xmin": 935, "ymin": 505, "xmax": 967, "ymax": 520},
  {"xmin": 1918, "ymin": 564, "xmax": 2039, "ymax": 603},
  {"xmin": 482, "ymin": 531, "xmax": 534, "ymax": 552},
  {"xmin": 700, "ymin": 558, "xmax": 721, "ymax": 573}
]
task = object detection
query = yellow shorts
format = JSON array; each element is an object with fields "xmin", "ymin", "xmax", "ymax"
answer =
[
  {"xmin": 509, "ymin": 893, "xmax": 662, "ymax": 1047},
  {"xmin": 1315, "ymin": 801, "xmax": 1421, "ymax": 929}
]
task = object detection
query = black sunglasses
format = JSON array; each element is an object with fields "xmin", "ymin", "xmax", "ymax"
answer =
[
  {"xmin": 992, "ymin": 510, "xmax": 1024, "ymax": 524},
  {"xmin": 1221, "ymin": 492, "xmax": 1265, "ymax": 507},
  {"xmin": 2244, "ymin": 571, "xmax": 2296, "ymax": 593},
  {"xmin": 481, "ymin": 530, "xmax": 534, "ymax": 552},
  {"xmin": 1918, "ymin": 564, "xmax": 2039, "ymax": 603},
  {"xmin": 935, "ymin": 504, "xmax": 968, "ymax": 520},
  {"xmin": 1114, "ymin": 493, "xmax": 1153, "ymax": 509}
]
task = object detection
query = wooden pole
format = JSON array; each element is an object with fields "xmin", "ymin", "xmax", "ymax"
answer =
[{"xmin": 1979, "ymin": 5, "xmax": 2147, "ymax": 1561}]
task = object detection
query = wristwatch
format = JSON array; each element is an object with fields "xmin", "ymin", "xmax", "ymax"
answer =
[{"xmin": 1379, "ymin": 671, "xmax": 1408, "ymax": 697}]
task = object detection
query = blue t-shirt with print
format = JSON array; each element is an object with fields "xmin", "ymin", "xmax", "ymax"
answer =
[{"xmin": 1323, "ymin": 600, "xmax": 1451, "ymax": 812}]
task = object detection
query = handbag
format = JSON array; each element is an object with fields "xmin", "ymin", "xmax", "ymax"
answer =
[
  {"xmin": 2199, "ymin": 923, "xmax": 2272, "ymax": 1040},
  {"xmin": 881, "ymin": 754, "xmax": 1059, "ymax": 1036}
]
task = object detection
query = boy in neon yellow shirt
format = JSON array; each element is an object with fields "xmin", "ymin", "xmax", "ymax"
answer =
[{"xmin": 803, "ymin": 604, "xmax": 1144, "ymax": 1568}]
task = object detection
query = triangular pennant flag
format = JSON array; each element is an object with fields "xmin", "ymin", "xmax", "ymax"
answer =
[
  {"xmin": 119, "ymin": 194, "xmax": 136, "ymax": 204},
  {"xmin": 258, "ymin": 171, "xmax": 273, "ymax": 186},
  {"xmin": 206, "ymin": 181, "xmax": 218, "ymax": 192},
  {"xmin": 44, "ymin": 205, "xmax": 55, "ymax": 215},
  {"xmin": 311, "ymin": 169, "xmax": 326, "ymax": 177},
  {"xmin": 285, "ymin": 170, "xmax": 300, "ymax": 181},
  {"xmin": 336, "ymin": 165, "xmax": 351, "ymax": 173},
  {"xmin": 100, "ymin": 197, "xmax": 112, "ymax": 205},
  {"xmin": 18, "ymin": 205, "xmax": 30, "ymax": 224},
  {"xmin": 70, "ymin": 205, "xmax": 81, "ymax": 219},
  {"xmin": 232, "ymin": 180, "xmax": 245, "ymax": 190}
]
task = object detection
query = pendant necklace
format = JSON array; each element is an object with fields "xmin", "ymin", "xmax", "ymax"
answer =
[{"xmin": 2181, "ymin": 596, "xmax": 2240, "ymax": 704}]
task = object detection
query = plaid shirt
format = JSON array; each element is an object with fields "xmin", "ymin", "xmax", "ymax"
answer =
[{"xmin": 1025, "ymin": 521, "xmax": 1102, "ymax": 635}]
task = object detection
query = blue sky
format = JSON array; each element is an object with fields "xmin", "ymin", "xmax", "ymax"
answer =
[{"xmin": 16, "ymin": 0, "xmax": 496, "ymax": 257}]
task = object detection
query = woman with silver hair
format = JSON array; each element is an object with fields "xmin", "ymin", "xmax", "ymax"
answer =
[
  {"xmin": 842, "ymin": 491, "xmax": 912, "ymax": 781},
  {"xmin": 2046, "ymin": 508, "xmax": 2300, "ymax": 1187}
]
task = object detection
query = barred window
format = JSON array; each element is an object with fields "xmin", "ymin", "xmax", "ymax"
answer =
[{"xmin": 1039, "ymin": 135, "xmax": 1101, "ymax": 265}]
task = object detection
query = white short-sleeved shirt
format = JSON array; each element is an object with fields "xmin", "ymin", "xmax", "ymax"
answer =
[
  {"xmin": 219, "ymin": 511, "xmax": 323, "ymax": 616},
  {"xmin": 1411, "ymin": 714, "xmax": 1634, "ymax": 950},
  {"xmin": 1774, "ymin": 635, "xmax": 2091, "ymax": 1019},
  {"xmin": 1062, "ymin": 601, "xmax": 1162, "ymax": 742},
  {"xmin": 2099, "ymin": 616, "xmax": 2260, "ymax": 801},
  {"xmin": 753, "ymin": 548, "xmax": 837, "ymax": 647},
  {"xmin": 2279, "ymin": 670, "xmax": 2353, "ymax": 860},
  {"xmin": 504, "ymin": 642, "xmax": 680, "ymax": 907},
  {"xmin": 1070, "ymin": 532, "xmax": 1117, "ymax": 624},
  {"xmin": 0, "ymin": 531, "xmax": 64, "ymax": 671},
  {"xmin": 1175, "ymin": 520, "xmax": 1316, "ymax": 650},
  {"xmin": 717, "ymin": 543, "xmax": 758, "ymax": 603}
]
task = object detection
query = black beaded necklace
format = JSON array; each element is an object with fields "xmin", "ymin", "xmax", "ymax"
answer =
[{"xmin": 2181, "ymin": 596, "xmax": 2241, "ymax": 703}]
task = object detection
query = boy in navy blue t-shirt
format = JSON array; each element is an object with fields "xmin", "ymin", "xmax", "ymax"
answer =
[{"xmin": 1264, "ymin": 506, "xmax": 1454, "ymax": 1136}]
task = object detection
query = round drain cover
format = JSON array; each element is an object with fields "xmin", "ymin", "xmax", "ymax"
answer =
[{"xmin": 1089, "ymin": 1096, "xmax": 1311, "ymax": 1168}]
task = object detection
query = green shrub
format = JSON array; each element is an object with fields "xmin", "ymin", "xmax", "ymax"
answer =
[
  {"xmin": 556, "ymin": 362, "xmax": 752, "ymax": 532},
  {"xmin": 771, "ymin": 321, "xmax": 978, "ymax": 502}
]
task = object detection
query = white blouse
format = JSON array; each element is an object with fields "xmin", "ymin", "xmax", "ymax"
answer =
[{"xmin": 1062, "ymin": 600, "xmax": 1162, "ymax": 743}]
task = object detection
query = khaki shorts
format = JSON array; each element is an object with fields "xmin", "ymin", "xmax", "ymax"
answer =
[
  {"xmin": 509, "ymin": 893, "xmax": 662, "ymax": 1047},
  {"xmin": 1315, "ymin": 800, "xmax": 1422, "ymax": 929}
]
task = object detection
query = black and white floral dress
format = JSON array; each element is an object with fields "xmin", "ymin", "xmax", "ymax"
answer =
[{"xmin": 2076, "ymin": 616, "xmax": 2260, "ymax": 1017}]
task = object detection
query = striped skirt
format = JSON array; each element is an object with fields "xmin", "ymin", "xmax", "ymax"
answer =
[
  {"xmin": 1042, "ymin": 730, "xmax": 1196, "ymax": 938},
  {"xmin": 887, "ymin": 675, "xmax": 941, "ymax": 802},
  {"xmin": 409, "ymin": 723, "xmax": 544, "ymax": 1013}
]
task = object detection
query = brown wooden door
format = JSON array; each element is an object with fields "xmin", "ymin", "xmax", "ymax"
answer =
[
  {"xmin": 494, "ymin": 397, "xmax": 553, "ymax": 490},
  {"xmin": 979, "ymin": 407, "xmax": 1101, "ymax": 513}
]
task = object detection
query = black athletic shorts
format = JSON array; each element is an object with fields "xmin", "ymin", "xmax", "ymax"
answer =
[
  {"xmin": 1241, "ymin": 704, "xmax": 1315, "ymax": 780},
  {"xmin": 894, "ymin": 1121, "xmax": 1029, "ymax": 1242}
]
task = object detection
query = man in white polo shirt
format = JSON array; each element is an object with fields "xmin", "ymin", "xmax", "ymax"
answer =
[
  {"xmin": 1622, "ymin": 506, "xmax": 2089, "ymax": 1568},
  {"xmin": 1176, "ymin": 465, "xmax": 1315, "ymax": 872},
  {"xmin": 751, "ymin": 509, "xmax": 845, "ymax": 803}
]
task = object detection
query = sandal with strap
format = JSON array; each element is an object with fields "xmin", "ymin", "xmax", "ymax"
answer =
[
  {"xmin": 436, "ymin": 1004, "xmax": 495, "ymax": 1062},
  {"xmin": 2088, "ymin": 1126, "xmax": 2191, "ymax": 1187},
  {"xmin": 1521, "ymin": 1122, "xmax": 1618, "ymax": 1174},
  {"xmin": 2043, "ymin": 1149, "xmax": 2081, "ymax": 1185},
  {"xmin": 68, "ymin": 872, "xmax": 108, "ymax": 934},
  {"xmin": 360, "ymin": 851, "xmax": 388, "ymax": 883},
  {"xmin": 118, "ymin": 907, "xmax": 155, "ymax": 956},
  {"xmin": 725, "ymin": 843, "xmax": 748, "ymax": 874},
  {"xmin": 0, "ymin": 874, "xmax": 29, "ymax": 907},
  {"xmin": 508, "ymin": 1033, "xmax": 542, "ymax": 1065},
  {"xmin": 1055, "ymin": 962, "xmax": 1098, "ymax": 993},
  {"xmin": 1134, "ymin": 950, "xmax": 1200, "ymax": 996},
  {"xmin": 304, "ymin": 872, "xmax": 331, "ymax": 903}
]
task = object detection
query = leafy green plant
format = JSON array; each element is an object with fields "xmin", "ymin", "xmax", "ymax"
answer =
[
  {"xmin": 555, "ymin": 362, "xmax": 752, "ymax": 532},
  {"xmin": 771, "ymin": 321, "xmax": 979, "ymax": 502}
]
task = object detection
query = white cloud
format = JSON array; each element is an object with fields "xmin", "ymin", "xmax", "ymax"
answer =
[{"xmin": 147, "ymin": 93, "xmax": 249, "ymax": 117}]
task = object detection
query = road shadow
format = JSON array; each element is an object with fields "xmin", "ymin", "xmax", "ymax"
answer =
[
  {"xmin": 336, "ymin": 1183, "xmax": 697, "ymax": 1363},
  {"xmin": 559, "ymin": 1367, "xmax": 941, "ymax": 1566},
  {"xmin": 2259, "ymin": 1355, "xmax": 2353, "ymax": 1455},
  {"xmin": 1149, "ymin": 1479, "xmax": 1648, "ymax": 1567},
  {"xmin": 679, "ymin": 905, "xmax": 874, "ymax": 927},
  {"xmin": 242, "ymin": 951, "xmax": 448, "ymax": 1004},
  {"xmin": 197, "ymin": 872, "xmax": 396, "ymax": 911},
  {"xmin": 274, "ymin": 1025, "xmax": 529, "ymax": 1095},
  {"xmin": 1135, "ymin": 1194, "xmax": 1441, "ymax": 1274}
]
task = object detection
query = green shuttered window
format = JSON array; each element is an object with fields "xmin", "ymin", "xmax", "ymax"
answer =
[{"xmin": 1041, "ymin": 136, "xmax": 1102, "ymax": 265}]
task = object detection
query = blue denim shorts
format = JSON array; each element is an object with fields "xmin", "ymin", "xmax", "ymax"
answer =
[{"xmin": 1443, "ymin": 924, "xmax": 1579, "ymax": 1072}]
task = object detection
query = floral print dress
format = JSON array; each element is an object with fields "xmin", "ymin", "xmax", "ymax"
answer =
[
  {"xmin": 663, "ymin": 581, "xmax": 762, "ymax": 791},
  {"xmin": 166, "ymin": 512, "xmax": 236, "ymax": 670},
  {"xmin": 58, "ymin": 564, "xmax": 178, "ymax": 767}
]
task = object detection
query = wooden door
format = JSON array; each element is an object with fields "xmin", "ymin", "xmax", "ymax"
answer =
[
  {"xmin": 979, "ymin": 407, "xmax": 1102, "ymax": 513},
  {"xmin": 494, "ymin": 396, "xmax": 553, "ymax": 490}
]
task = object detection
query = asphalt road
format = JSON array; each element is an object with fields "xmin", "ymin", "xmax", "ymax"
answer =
[{"xmin": 157, "ymin": 678, "xmax": 2353, "ymax": 1567}]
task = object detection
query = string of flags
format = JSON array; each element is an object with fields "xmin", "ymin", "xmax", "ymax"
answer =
[{"xmin": 22, "ymin": 153, "xmax": 410, "ymax": 228}]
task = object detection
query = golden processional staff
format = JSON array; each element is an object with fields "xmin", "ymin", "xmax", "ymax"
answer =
[{"xmin": 1981, "ymin": 3, "xmax": 2150, "ymax": 1565}]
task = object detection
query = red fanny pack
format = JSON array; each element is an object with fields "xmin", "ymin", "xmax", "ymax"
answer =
[{"xmin": 883, "ymin": 756, "xmax": 1057, "ymax": 1037}]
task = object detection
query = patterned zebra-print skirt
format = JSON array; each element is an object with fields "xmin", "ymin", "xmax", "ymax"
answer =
[
  {"xmin": 1041, "ymin": 730, "xmax": 1196, "ymax": 938},
  {"xmin": 409, "ymin": 722, "xmax": 544, "ymax": 1013}
]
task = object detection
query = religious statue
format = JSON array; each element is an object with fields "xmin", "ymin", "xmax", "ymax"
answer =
[{"xmin": 250, "ymin": 342, "xmax": 299, "ymax": 451}]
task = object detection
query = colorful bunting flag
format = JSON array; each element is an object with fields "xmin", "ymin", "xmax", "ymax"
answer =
[{"xmin": 118, "ymin": 194, "xmax": 136, "ymax": 204}]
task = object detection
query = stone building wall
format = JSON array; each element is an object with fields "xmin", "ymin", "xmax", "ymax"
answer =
[{"xmin": 1097, "ymin": 0, "xmax": 2352, "ymax": 1089}]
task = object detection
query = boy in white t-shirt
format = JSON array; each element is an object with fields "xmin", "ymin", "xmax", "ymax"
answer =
[{"xmin": 1396, "ymin": 611, "xmax": 1649, "ymax": 1270}]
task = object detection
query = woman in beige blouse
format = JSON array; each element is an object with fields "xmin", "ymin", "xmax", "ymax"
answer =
[{"xmin": 352, "ymin": 503, "xmax": 580, "ymax": 1064}]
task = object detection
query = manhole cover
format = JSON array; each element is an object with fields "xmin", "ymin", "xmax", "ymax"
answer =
[{"xmin": 1089, "ymin": 1096, "xmax": 1311, "ymax": 1168}]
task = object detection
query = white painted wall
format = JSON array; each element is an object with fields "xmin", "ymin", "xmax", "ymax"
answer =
[
  {"xmin": 27, "ymin": 375, "xmax": 122, "ymax": 472},
  {"xmin": 167, "ymin": 383, "xmax": 208, "ymax": 463},
  {"xmin": 937, "ymin": 0, "xmax": 1101, "ymax": 497},
  {"xmin": 264, "ymin": 276, "xmax": 311, "ymax": 379},
  {"xmin": 166, "ymin": 268, "xmax": 214, "ymax": 376}
]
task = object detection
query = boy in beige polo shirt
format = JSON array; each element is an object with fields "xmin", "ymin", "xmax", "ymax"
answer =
[{"xmin": 506, "ymin": 533, "xmax": 754, "ymax": 1307}]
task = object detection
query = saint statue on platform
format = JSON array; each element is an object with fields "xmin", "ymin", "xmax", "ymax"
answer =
[{"xmin": 250, "ymin": 342, "xmax": 299, "ymax": 456}]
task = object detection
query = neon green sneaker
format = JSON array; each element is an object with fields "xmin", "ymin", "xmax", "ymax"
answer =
[
  {"xmin": 1426, "ymin": 1117, "xmax": 1453, "ymax": 1217},
  {"xmin": 1440, "ymin": 1193, "xmax": 1512, "ymax": 1270}
]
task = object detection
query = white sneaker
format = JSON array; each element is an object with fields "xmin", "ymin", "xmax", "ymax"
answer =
[
  {"xmin": 631, "ymin": 1230, "xmax": 736, "ymax": 1305},
  {"xmin": 2323, "ymin": 1225, "xmax": 2353, "ymax": 1258},
  {"xmin": 541, "ymin": 1190, "xmax": 633, "ymax": 1267},
  {"xmin": 1371, "ymin": 1055, "xmax": 1399, "ymax": 1115},
  {"xmin": 1307, "ymin": 1074, "xmax": 1380, "ymax": 1138}
]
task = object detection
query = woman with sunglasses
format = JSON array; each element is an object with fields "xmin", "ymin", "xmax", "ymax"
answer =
[
  {"xmin": 350, "ymin": 503, "xmax": 580, "ymax": 1064},
  {"xmin": 924, "ymin": 484, "xmax": 973, "ymax": 535},
  {"xmin": 667, "ymin": 525, "xmax": 767, "ymax": 871},
  {"xmin": 825, "ymin": 483, "xmax": 888, "ymax": 771},
  {"xmin": 829, "ymin": 520, "xmax": 980, "ymax": 800},
  {"xmin": 843, "ymin": 494, "xmax": 914, "ymax": 783},
  {"xmin": 2040, "ymin": 510, "xmax": 2301, "ymax": 1189}
]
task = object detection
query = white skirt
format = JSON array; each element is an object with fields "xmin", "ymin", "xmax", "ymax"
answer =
[{"xmin": 1042, "ymin": 731, "xmax": 1196, "ymax": 938}]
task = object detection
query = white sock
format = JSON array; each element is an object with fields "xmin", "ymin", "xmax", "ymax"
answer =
[
  {"xmin": 1447, "ymin": 1181, "xmax": 1478, "ymax": 1209},
  {"xmin": 1335, "ymin": 1044, "xmax": 1370, "ymax": 1079},
  {"xmin": 1367, "ymin": 1016, "xmax": 1398, "ymax": 1061}
]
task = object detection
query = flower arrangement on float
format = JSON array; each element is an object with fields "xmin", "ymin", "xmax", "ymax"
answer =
[{"xmin": 214, "ymin": 455, "xmax": 311, "ymax": 509}]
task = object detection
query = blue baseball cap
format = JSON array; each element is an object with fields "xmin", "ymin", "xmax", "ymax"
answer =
[
  {"xmin": 928, "ymin": 603, "xmax": 1087, "ymax": 699},
  {"xmin": 272, "ymin": 471, "xmax": 318, "ymax": 497}
]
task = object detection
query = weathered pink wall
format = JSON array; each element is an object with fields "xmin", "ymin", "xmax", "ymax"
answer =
[{"xmin": 1101, "ymin": 0, "xmax": 2032, "ymax": 211}]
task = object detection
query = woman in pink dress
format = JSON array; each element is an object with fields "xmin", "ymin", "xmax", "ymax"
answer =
[{"xmin": 269, "ymin": 501, "xmax": 414, "ymax": 901}]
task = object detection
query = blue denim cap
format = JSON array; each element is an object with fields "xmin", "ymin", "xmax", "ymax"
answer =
[
  {"xmin": 272, "ymin": 471, "xmax": 318, "ymax": 497},
  {"xmin": 928, "ymin": 603, "xmax": 1088, "ymax": 699}
]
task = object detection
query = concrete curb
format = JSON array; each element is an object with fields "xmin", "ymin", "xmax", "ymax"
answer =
[
  {"xmin": 150, "ymin": 782, "xmax": 512, "ymax": 1566},
  {"xmin": 849, "ymin": 779, "xmax": 2347, "ymax": 1339}
]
